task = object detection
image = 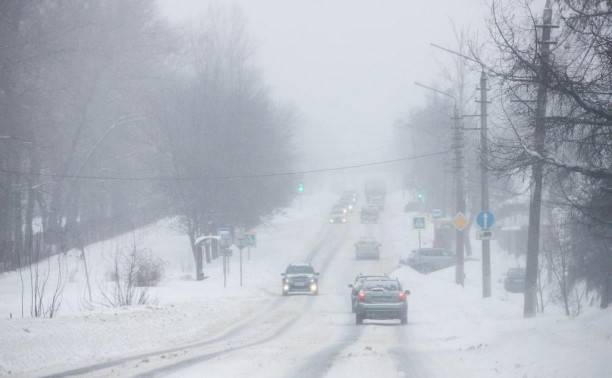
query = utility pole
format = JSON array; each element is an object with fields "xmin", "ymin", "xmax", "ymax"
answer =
[
  {"xmin": 524, "ymin": 0, "xmax": 554, "ymax": 318},
  {"xmin": 430, "ymin": 43, "xmax": 492, "ymax": 296},
  {"xmin": 415, "ymin": 81, "xmax": 466, "ymax": 286},
  {"xmin": 478, "ymin": 71, "xmax": 491, "ymax": 297},
  {"xmin": 453, "ymin": 105, "xmax": 466, "ymax": 287}
]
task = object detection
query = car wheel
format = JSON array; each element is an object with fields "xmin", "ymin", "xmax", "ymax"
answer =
[
  {"xmin": 282, "ymin": 291, "xmax": 288, "ymax": 296},
  {"xmin": 419, "ymin": 264, "xmax": 433, "ymax": 274},
  {"xmin": 313, "ymin": 290, "xmax": 319, "ymax": 296},
  {"xmin": 356, "ymin": 314, "xmax": 363, "ymax": 325},
  {"xmin": 400, "ymin": 313, "xmax": 408, "ymax": 325}
]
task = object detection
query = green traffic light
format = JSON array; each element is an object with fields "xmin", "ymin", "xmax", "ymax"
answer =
[
  {"xmin": 298, "ymin": 183, "xmax": 304, "ymax": 192},
  {"xmin": 418, "ymin": 193, "xmax": 423, "ymax": 199}
]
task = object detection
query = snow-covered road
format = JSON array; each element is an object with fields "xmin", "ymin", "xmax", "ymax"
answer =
[{"xmin": 3, "ymin": 190, "xmax": 610, "ymax": 378}]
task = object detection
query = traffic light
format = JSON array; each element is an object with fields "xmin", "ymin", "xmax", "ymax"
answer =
[
  {"xmin": 417, "ymin": 192, "xmax": 423, "ymax": 199},
  {"xmin": 298, "ymin": 183, "xmax": 304, "ymax": 192}
]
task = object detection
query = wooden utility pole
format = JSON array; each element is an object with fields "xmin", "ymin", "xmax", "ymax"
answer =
[{"xmin": 524, "ymin": 0, "xmax": 554, "ymax": 318}]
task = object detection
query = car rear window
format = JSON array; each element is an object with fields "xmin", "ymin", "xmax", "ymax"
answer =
[{"xmin": 363, "ymin": 280, "xmax": 399, "ymax": 291}]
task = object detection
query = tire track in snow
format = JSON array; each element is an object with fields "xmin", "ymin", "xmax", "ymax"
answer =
[
  {"xmin": 127, "ymin": 224, "xmax": 350, "ymax": 377},
  {"xmin": 42, "ymin": 223, "xmax": 343, "ymax": 378}
]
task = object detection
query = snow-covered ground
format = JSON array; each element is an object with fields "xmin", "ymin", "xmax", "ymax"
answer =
[{"xmin": 0, "ymin": 187, "xmax": 610, "ymax": 377}]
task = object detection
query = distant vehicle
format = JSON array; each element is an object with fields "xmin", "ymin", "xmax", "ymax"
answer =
[
  {"xmin": 504, "ymin": 267, "xmax": 526, "ymax": 293},
  {"xmin": 338, "ymin": 196, "xmax": 354, "ymax": 212},
  {"xmin": 404, "ymin": 202, "xmax": 421, "ymax": 212},
  {"xmin": 281, "ymin": 263, "xmax": 319, "ymax": 295},
  {"xmin": 342, "ymin": 191, "xmax": 358, "ymax": 203},
  {"xmin": 354, "ymin": 278, "xmax": 410, "ymax": 325},
  {"xmin": 348, "ymin": 274, "xmax": 389, "ymax": 312},
  {"xmin": 403, "ymin": 248, "xmax": 455, "ymax": 274},
  {"xmin": 364, "ymin": 180, "xmax": 386, "ymax": 202},
  {"xmin": 368, "ymin": 197, "xmax": 385, "ymax": 212},
  {"xmin": 329, "ymin": 210, "xmax": 347, "ymax": 224},
  {"xmin": 360, "ymin": 205, "xmax": 379, "ymax": 223},
  {"xmin": 332, "ymin": 204, "xmax": 348, "ymax": 214},
  {"xmin": 354, "ymin": 237, "xmax": 380, "ymax": 260}
]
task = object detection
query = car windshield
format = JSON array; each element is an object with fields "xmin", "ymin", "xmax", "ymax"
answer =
[
  {"xmin": 286, "ymin": 265, "xmax": 315, "ymax": 274},
  {"xmin": 359, "ymin": 238, "xmax": 377, "ymax": 245},
  {"xmin": 363, "ymin": 280, "xmax": 399, "ymax": 291}
]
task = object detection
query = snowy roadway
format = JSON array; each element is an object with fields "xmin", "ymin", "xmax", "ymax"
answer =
[
  {"xmin": 41, "ymin": 202, "xmax": 451, "ymax": 377},
  {"xmin": 2, "ymin": 190, "xmax": 610, "ymax": 377}
]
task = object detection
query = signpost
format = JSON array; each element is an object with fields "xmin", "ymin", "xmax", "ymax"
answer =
[
  {"xmin": 476, "ymin": 210, "xmax": 495, "ymax": 230},
  {"xmin": 452, "ymin": 213, "xmax": 469, "ymax": 231},
  {"xmin": 219, "ymin": 235, "xmax": 231, "ymax": 288},
  {"xmin": 235, "ymin": 233, "xmax": 247, "ymax": 287},
  {"xmin": 244, "ymin": 232, "xmax": 256, "ymax": 260},
  {"xmin": 412, "ymin": 215, "xmax": 427, "ymax": 252}
]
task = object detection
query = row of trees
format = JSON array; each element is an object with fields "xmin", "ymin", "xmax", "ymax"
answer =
[
  {"xmin": 0, "ymin": 1, "xmax": 296, "ymax": 275},
  {"xmin": 396, "ymin": 0, "xmax": 611, "ymax": 314}
]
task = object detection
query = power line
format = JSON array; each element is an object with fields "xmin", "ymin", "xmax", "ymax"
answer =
[{"xmin": 0, "ymin": 150, "xmax": 449, "ymax": 182}]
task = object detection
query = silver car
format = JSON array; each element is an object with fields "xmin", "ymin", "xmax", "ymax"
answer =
[
  {"xmin": 404, "ymin": 248, "xmax": 455, "ymax": 274},
  {"xmin": 281, "ymin": 263, "xmax": 319, "ymax": 295},
  {"xmin": 354, "ymin": 237, "xmax": 380, "ymax": 260},
  {"xmin": 354, "ymin": 279, "xmax": 410, "ymax": 325}
]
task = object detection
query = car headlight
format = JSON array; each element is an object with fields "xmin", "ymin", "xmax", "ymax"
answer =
[
  {"xmin": 310, "ymin": 283, "xmax": 317, "ymax": 291},
  {"xmin": 349, "ymin": 205, "xmax": 353, "ymax": 209},
  {"xmin": 330, "ymin": 219, "xmax": 334, "ymax": 223},
  {"xmin": 283, "ymin": 284, "xmax": 289, "ymax": 291},
  {"xmin": 342, "ymin": 218, "xmax": 346, "ymax": 223}
]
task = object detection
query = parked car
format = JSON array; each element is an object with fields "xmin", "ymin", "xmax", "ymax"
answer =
[
  {"xmin": 360, "ymin": 205, "xmax": 379, "ymax": 223},
  {"xmin": 281, "ymin": 263, "xmax": 319, "ymax": 295},
  {"xmin": 504, "ymin": 267, "xmax": 526, "ymax": 293},
  {"xmin": 354, "ymin": 237, "xmax": 381, "ymax": 260},
  {"xmin": 354, "ymin": 278, "xmax": 410, "ymax": 325},
  {"xmin": 329, "ymin": 210, "xmax": 347, "ymax": 224},
  {"xmin": 403, "ymin": 248, "xmax": 455, "ymax": 273},
  {"xmin": 348, "ymin": 274, "xmax": 389, "ymax": 312}
]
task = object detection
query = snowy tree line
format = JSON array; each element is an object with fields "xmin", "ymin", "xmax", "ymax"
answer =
[
  {"xmin": 0, "ymin": 1, "xmax": 295, "ymax": 273},
  {"xmin": 397, "ymin": 0, "xmax": 612, "ymax": 312}
]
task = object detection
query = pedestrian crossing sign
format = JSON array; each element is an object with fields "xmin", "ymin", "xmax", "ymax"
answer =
[{"xmin": 412, "ymin": 215, "xmax": 427, "ymax": 230}]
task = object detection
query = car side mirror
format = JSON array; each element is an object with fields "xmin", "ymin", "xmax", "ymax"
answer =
[
  {"xmin": 315, "ymin": 272, "xmax": 320, "ymax": 276},
  {"xmin": 404, "ymin": 290, "xmax": 411, "ymax": 296},
  {"xmin": 348, "ymin": 284, "xmax": 353, "ymax": 288}
]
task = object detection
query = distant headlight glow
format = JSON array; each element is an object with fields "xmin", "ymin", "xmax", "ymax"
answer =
[{"xmin": 283, "ymin": 284, "xmax": 289, "ymax": 291}]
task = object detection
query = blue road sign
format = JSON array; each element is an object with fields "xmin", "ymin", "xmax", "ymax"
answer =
[
  {"xmin": 412, "ymin": 216, "xmax": 427, "ymax": 230},
  {"xmin": 476, "ymin": 210, "xmax": 495, "ymax": 229},
  {"xmin": 244, "ymin": 232, "xmax": 257, "ymax": 248},
  {"xmin": 217, "ymin": 227, "xmax": 230, "ymax": 235}
]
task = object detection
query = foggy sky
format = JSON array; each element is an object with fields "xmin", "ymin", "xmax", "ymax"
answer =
[{"xmin": 157, "ymin": 0, "xmax": 489, "ymax": 169}]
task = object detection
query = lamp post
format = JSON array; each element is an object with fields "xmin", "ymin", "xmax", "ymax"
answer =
[{"xmin": 414, "ymin": 82, "xmax": 465, "ymax": 286}]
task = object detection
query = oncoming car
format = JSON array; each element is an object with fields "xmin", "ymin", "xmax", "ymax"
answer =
[
  {"xmin": 354, "ymin": 279, "xmax": 410, "ymax": 325},
  {"xmin": 329, "ymin": 210, "xmax": 347, "ymax": 224},
  {"xmin": 281, "ymin": 263, "xmax": 319, "ymax": 295}
]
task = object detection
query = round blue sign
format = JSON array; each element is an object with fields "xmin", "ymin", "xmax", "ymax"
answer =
[{"xmin": 476, "ymin": 210, "xmax": 495, "ymax": 229}]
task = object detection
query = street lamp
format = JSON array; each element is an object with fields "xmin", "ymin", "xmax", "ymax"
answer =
[
  {"xmin": 414, "ymin": 82, "xmax": 466, "ymax": 287},
  {"xmin": 430, "ymin": 43, "xmax": 492, "ymax": 298}
]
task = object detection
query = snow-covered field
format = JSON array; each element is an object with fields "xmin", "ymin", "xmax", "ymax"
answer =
[{"xmin": 0, "ymin": 188, "xmax": 610, "ymax": 377}]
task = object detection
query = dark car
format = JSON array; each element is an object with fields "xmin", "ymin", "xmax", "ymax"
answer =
[
  {"xmin": 332, "ymin": 203, "xmax": 348, "ymax": 214},
  {"xmin": 354, "ymin": 237, "xmax": 380, "ymax": 260},
  {"xmin": 348, "ymin": 274, "xmax": 388, "ymax": 312},
  {"xmin": 342, "ymin": 191, "xmax": 358, "ymax": 203},
  {"xmin": 403, "ymin": 248, "xmax": 455, "ymax": 273},
  {"xmin": 355, "ymin": 278, "xmax": 410, "ymax": 325},
  {"xmin": 360, "ymin": 205, "xmax": 379, "ymax": 223},
  {"xmin": 338, "ymin": 196, "xmax": 354, "ymax": 212},
  {"xmin": 504, "ymin": 267, "xmax": 525, "ymax": 293},
  {"xmin": 281, "ymin": 263, "xmax": 319, "ymax": 295}
]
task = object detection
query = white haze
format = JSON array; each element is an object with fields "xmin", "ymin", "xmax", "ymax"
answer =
[{"xmin": 157, "ymin": 0, "xmax": 489, "ymax": 169}]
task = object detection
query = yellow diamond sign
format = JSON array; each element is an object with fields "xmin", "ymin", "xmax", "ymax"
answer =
[{"xmin": 452, "ymin": 212, "xmax": 469, "ymax": 231}]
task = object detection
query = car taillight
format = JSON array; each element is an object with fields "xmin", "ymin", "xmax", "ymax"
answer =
[
  {"xmin": 357, "ymin": 291, "xmax": 365, "ymax": 301},
  {"xmin": 398, "ymin": 292, "xmax": 406, "ymax": 301}
]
